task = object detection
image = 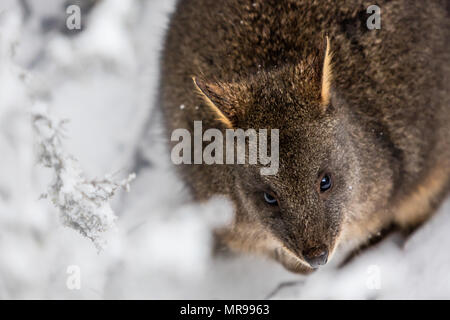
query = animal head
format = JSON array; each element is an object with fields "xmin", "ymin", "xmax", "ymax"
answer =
[{"xmin": 193, "ymin": 38, "xmax": 393, "ymax": 269}]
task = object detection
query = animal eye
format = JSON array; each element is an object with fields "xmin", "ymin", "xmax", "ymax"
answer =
[
  {"xmin": 319, "ymin": 173, "xmax": 332, "ymax": 192},
  {"xmin": 263, "ymin": 192, "xmax": 278, "ymax": 205}
]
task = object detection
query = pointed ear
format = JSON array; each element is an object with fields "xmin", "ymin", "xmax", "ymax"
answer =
[
  {"xmin": 320, "ymin": 36, "xmax": 333, "ymax": 111},
  {"xmin": 192, "ymin": 77, "xmax": 238, "ymax": 128}
]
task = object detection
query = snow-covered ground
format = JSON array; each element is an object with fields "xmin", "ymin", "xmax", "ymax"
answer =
[{"xmin": 0, "ymin": 0, "xmax": 449, "ymax": 299}]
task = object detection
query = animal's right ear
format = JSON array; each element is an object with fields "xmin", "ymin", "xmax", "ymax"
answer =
[
  {"xmin": 320, "ymin": 36, "xmax": 333, "ymax": 111},
  {"xmin": 192, "ymin": 77, "xmax": 240, "ymax": 128}
]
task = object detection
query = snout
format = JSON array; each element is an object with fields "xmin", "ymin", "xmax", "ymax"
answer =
[{"xmin": 302, "ymin": 245, "xmax": 328, "ymax": 268}]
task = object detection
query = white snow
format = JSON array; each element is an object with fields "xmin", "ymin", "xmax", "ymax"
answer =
[
  {"xmin": 0, "ymin": 0, "xmax": 449, "ymax": 299},
  {"xmin": 33, "ymin": 103, "xmax": 136, "ymax": 251}
]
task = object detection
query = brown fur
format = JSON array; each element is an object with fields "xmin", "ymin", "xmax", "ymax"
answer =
[{"xmin": 160, "ymin": 0, "xmax": 450, "ymax": 273}]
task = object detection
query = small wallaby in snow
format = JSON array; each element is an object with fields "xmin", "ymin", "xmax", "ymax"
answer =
[{"xmin": 160, "ymin": 0, "xmax": 450, "ymax": 273}]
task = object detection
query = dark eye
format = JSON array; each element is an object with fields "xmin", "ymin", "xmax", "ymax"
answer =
[
  {"xmin": 319, "ymin": 174, "xmax": 332, "ymax": 192},
  {"xmin": 263, "ymin": 192, "xmax": 278, "ymax": 205}
]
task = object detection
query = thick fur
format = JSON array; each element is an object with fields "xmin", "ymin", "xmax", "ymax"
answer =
[{"xmin": 160, "ymin": 0, "xmax": 450, "ymax": 273}]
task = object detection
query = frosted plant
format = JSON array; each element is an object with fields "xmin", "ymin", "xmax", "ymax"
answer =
[{"xmin": 32, "ymin": 105, "xmax": 135, "ymax": 251}]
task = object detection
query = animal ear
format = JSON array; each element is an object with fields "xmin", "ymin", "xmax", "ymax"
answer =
[
  {"xmin": 192, "ymin": 77, "xmax": 239, "ymax": 128},
  {"xmin": 320, "ymin": 36, "xmax": 333, "ymax": 111}
]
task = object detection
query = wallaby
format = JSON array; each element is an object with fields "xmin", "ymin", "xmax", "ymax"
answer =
[{"xmin": 160, "ymin": 0, "xmax": 450, "ymax": 273}]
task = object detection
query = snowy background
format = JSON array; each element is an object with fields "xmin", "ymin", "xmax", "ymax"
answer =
[{"xmin": 0, "ymin": 0, "xmax": 449, "ymax": 299}]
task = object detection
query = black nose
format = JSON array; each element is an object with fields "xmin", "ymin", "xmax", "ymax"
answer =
[{"xmin": 302, "ymin": 246, "xmax": 329, "ymax": 268}]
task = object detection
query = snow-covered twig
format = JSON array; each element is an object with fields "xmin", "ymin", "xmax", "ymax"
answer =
[{"xmin": 32, "ymin": 105, "xmax": 135, "ymax": 251}]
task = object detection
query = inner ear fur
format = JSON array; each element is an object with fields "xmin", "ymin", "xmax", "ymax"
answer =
[
  {"xmin": 320, "ymin": 36, "xmax": 333, "ymax": 111},
  {"xmin": 192, "ymin": 77, "xmax": 240, "ymax": 128}
]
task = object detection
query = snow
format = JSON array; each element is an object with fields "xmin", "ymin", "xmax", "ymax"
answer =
[
  {"xmin": 0, "ymin": 0, "xmax": 449, "ymax": 299},
  {"xmin": 33, "ymin": 103, "xmax": 136, "ymax": 251}
]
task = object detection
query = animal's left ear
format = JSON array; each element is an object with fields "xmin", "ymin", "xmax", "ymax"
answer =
[{"xmin": 320, "ymin": 36, "xmax": 333, "ymax": 112}]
